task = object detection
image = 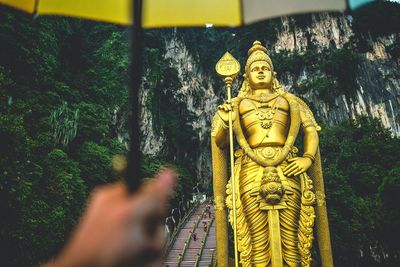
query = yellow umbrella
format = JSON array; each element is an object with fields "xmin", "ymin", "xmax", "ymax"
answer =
[
  {"xmin": 1, "ymin": 0, "xmax": 377, "ymax": 27},
  {"xmin": 0, "ymin": 0, "xmax": 373, "ymax": 28}
]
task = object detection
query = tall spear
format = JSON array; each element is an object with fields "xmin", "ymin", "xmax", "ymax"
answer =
[{"xmin": 215, "ymin": 52, "xmax": 240, "ymax": 267}]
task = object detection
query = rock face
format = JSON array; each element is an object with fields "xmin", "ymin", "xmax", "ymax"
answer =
[
  {"xmin": 139, "ymin": 32, "xmax": 219, "ymax": 183},
  {"xmin": 139, "ymin": 13, "xmax": 400, "ymax": 184},
  {"xmin": 162, "ymin": 36, "xmax": 219, "ymax": 182},
  {"xmin": 274, "ymin": 14, "xmax": 400, "ymax": 134},
  {"xmin": 275, "ymin": 14, "xmax": 353, "ymax": 52}
]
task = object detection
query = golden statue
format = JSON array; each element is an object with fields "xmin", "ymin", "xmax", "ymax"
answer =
[{"xmin": 211, "ymin": 41, "xmax": 333, "ymax": 267}]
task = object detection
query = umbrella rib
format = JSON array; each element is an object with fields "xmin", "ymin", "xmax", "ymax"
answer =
[
  {"xmin": 240, "ymin": 0, "xmax": 244, "ymax": 25},
  {"xmin": 33, "ymin": 0, "xmax": 39, "ymax": 15}
]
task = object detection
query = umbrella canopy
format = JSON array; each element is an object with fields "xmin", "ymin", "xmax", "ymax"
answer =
[{"xmin": 1, "ymin": 0, "xmax": 374, "ymax": 27}]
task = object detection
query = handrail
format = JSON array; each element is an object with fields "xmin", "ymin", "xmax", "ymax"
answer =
[
  {"xmin": 194, "ymin": 216, "xmax": 215, "ymax": 267},
  {"xmin": 194, "ymin": 242, "xmax": 203, "ymax": 267},
  {"xmin": 165, "ymin": 201, "xmax": 200, "ymax": 254},
  {"xmin": 210, "ymin": 248, "xmax": 217, "ymax": 267},
  {"xmin": 178, "ymin": 207, "xmax": 206, "ymax": 266}
]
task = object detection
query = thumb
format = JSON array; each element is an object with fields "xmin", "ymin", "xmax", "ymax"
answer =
[
  {"xmin": 141, "ymin": 168, "xmax": 177, "ymax": 200},
  {"xmin": 153, "ymin": 168, "xmax": 177, "ymax": 198},
  {"xmin": 287, "ymin": 157, "xmax": 298, "ymax": 162}
]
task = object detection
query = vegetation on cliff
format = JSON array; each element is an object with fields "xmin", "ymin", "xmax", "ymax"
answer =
[{"xmin": 0, "ymin": 2, "xmax": 399, "ymax": 266}]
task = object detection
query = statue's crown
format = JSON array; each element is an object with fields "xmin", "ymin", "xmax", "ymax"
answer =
[{"xmin": 245, "ymin": 40, "xmax": 273, "ymax": 73}]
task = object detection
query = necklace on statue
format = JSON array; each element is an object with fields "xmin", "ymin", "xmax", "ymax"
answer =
[
  {"xmin": 250, "ymin": 97, "xmax": 279, "ymax": 149},
  {"xmin": 250, "ymin": 97, "xmax": 279, "ymax": 132},
  {"xmin": 246, "ymin": 92, "xmax": 279, "ymax": 103}
]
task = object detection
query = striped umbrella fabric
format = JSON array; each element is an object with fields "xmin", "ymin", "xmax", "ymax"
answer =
[{"xmin": 0, "ymin": 0, "xmax": 375, "ymax": 27}]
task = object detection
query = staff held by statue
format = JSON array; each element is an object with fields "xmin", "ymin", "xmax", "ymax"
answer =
[{"xmin": 215, "ymin": 52, "xmax": 241, "ymax": 267}]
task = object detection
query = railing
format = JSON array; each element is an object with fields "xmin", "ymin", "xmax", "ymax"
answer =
[
  {"xmin": 194, "ymin": 216, "xmax": 215, "ymax": 267},
  {"xmin": 177, "ymin": 207, "xmax": 206, "ymax": 267},
  {"xmin": 210, "ymin": 248, "xmax": 217, "ymax": 267},
  {"xmin": 165, "ymin": 200, "xmax": 200, "ymax": 254}
]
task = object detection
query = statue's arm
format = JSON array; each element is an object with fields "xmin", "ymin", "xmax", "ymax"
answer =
[
  {"xmin": 283, "ymin": 100, "xmax": 319, "ymax": 177},
  {"xmin": 211, "ymin": 113, "xmax": 229, "ymax": 149},
  {"xmin": 211, "ymin": 95, "xmax": 240, "ymax": 149},
  {"xmin": 211, "ymin": 114, "xmax": 229, "ymax": 267},
  {"xmin": 301, "ymin": 106, "xmax": 319, "ymax": 161},
  {"xmin": 303, "ymin": 127, "xmax": 319, "ymax": 158}
]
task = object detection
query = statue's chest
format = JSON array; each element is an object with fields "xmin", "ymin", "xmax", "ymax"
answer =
[
  {"xmin": 239, "ymin": 98, "xmax": 288, "ymax": 115},
  {"xmin": 239, "ymin": 97, "xmax": 289, "ymax": 130}
]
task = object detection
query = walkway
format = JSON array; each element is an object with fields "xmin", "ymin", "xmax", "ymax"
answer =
[{"xmin": 164, "ymin": 203, "xmax": 216, "ymax": 267}]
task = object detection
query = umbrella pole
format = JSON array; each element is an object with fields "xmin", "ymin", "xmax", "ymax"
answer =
[{"xmin": 127, "ymin": 0, "xmax": 143, "ymax": 192}]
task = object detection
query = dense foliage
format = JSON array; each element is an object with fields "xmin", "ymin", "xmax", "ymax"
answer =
[
  {"xmin": 0, "ymin": 7, "xmax": 194, "ymax": 266},
  {"xmin": 351, "ymin": 1, "xmax": 400, "ymax": 54},
  {"xmin": 320, "ymin": 117, "xmax": 400, "ymax": 266},
  {"xmin": 0, "ymin": 1, "xmax": 399, "ymax": 266}
]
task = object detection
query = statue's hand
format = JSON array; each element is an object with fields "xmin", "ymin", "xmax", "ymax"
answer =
[
  {"xmin": 283, "ymin": 157, "xmax": 312, "ymax": 177},
  {"xmin": 217, "ymin": 101, "xmax": 237, "ymax": 124}
]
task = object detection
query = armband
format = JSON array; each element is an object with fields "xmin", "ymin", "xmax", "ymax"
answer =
[{"xmin": 303, "ymin": 152, "xmax": 316, "ymax": 163}]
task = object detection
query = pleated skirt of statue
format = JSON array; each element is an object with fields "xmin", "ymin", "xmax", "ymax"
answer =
[{"xmin": 238, "ymin": 160, "xmax": 302, "ymax": 267}]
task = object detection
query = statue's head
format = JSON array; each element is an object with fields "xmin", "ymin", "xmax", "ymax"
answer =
[
  {"xmin": 245, "ymin": 41, "xmax": 273, "ymax": 74},
  {"xmin": 245, "ymin": 41, "xmax": 274, "ymax": 90},
  {"xmin": 239, "ymin": 41, "xmax": 281, "ymax": 97}
]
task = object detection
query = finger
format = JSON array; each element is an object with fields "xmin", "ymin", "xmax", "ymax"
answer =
[
  {"xmin": 283, "ymin": 162, "xmax": 295, "ymax": 172},
  {"xmin": 130, "ymin": 169, "xmax": 177, "ymax": 231},
  {"xmin": 148, "ymin": 260, "xmax": 163, "ymax": 267},
  {"xmin": 293, "ymin": 169, "xmax": 304, "ymax": 177},
  {"xmin": 131, "ymin": 224, "xmax": 165, "ymax": 266},
  {"xmin": 146, "ymin": 224, "xmax": 166, "ymax": 252},
  {"xmin": 287, "ymin": 157, "xmax": 298, "ymax": 162},
  {"xmin": 132, "ymin": 192, "xmax": 166, "ymax": 222},
  {"xmin": 283, "ymin": 164, "xmax": 298, "ymax": 175},
  {"xmin": 87, "ymin": 182, "xmax": 127, "ymax": 211},
  {"xmin": 123, "ymin": 204, "xmax": 166, "ymax": 265},
  {"xmin": 218, "ymin": 105, "xmax": 226, "ymax": 111},
  {"xmin": 142, "ymin": 168, "xmax": 177, "ymax": 199},
  {"xmin": 92, "ymin": 182, "xmax": 126, "ymax": 199},
  {"xmin": 286, "ymin": 166, "xmax": 300, "ymax": 177},
  {"xmin": 221, "ymin": 104, "xmax": 231, "ymax": 112}
]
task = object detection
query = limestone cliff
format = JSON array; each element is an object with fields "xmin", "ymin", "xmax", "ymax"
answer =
[
  {"xmin": 139, "ymin": 10, "xmax": 400, "ymax": 185},
  {"xmin": 274, "ymin": 14, "xmax": 400, "ymax": 134}
]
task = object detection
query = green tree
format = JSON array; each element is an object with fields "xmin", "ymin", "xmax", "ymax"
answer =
[
  {"xmin": 319, "ymin": 117, "xmax": 400, "ymax": 266},
  {"xmin": 76, "ymin": 141, "xmax": 113, "ymax": 188},
  {"xmin": 74, "ymin": 102, "xmax": 111, "ymax": 144}
]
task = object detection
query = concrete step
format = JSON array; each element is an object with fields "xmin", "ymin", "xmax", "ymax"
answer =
[{"xmin": 164, "ymin": 203, "xmax": 216, "ymax": 267}]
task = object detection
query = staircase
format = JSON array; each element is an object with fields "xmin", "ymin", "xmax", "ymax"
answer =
[
  {"xmin": 164, "ymin": 203, "xmax": 216, "ymax": 267},
  {"xmin": 198, "ymin": 207, "xmax": 216, "ymax": 267}
]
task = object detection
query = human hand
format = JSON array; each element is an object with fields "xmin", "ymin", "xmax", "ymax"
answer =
[
  {"xmin": 283, "ymin": 157, "xmax": 312, "ymax": 177},
  {"xmin": 44, "ymin": 169, "xmax": 177, "ymax": 267},
  {"xmin": 217, "ymin": 100, "xmax": 237, "ymax": 124}
]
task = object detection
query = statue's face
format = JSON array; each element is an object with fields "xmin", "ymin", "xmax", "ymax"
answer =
[{"xmin": 248, "ymin": 61, "xmax": 273, "ymax": 90}]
